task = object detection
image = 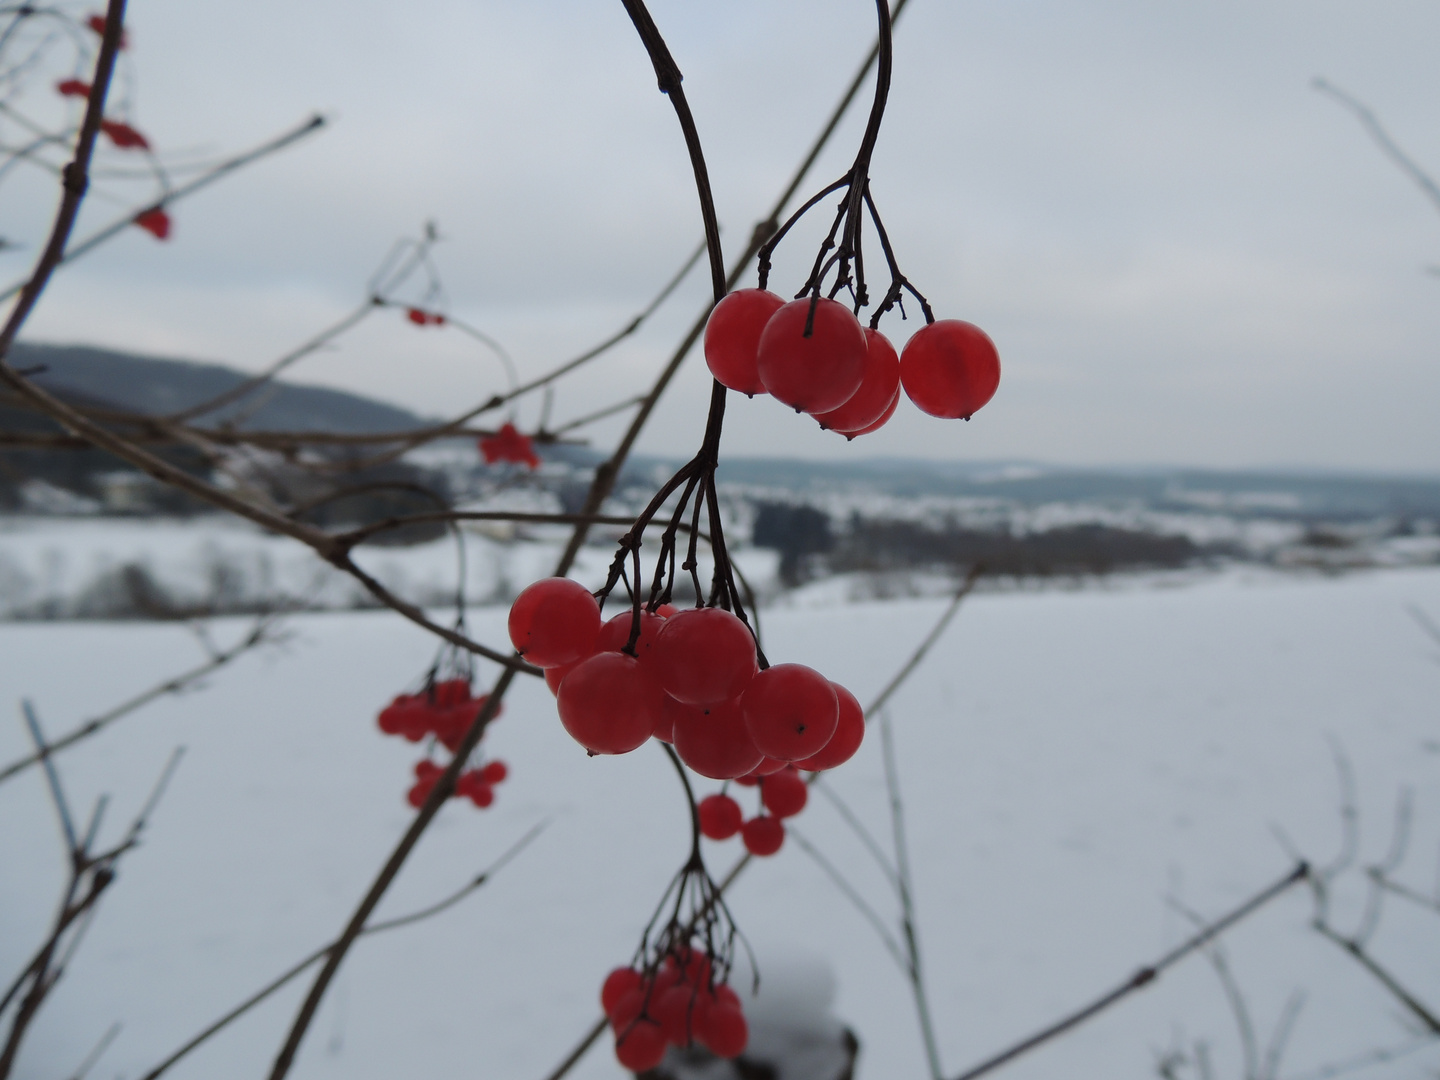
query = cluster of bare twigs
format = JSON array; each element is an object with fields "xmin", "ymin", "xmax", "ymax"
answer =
[{"xmin": 0, "ymin": 700, "xmax": 181, "ymax": 1075}]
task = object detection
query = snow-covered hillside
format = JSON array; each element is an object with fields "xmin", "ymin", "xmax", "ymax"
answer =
[{"xmin": 2, "ymin": 568, "xmax": 1439, "ymax": 1079}]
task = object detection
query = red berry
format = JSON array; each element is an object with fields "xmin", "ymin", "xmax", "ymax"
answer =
[
  {"xmin": 432, "ymin": 679, "xmax": 470, "ymax": 706},
  {"xmin": 795, "ymin": 682, "xmax": 865, "ymax": 770},
  {"xmin": 544, "ymin": 658, "xmax": 583, "ymax": 696},
  {"xmin": 733, "ymin": 773, "xmax": 759, "ymax": 787},
  {"xmin": 741, "ymin": 815, "xmax": 785, "ymax": 856},
  {"xmin": 814, "ymin": 328, "xmax": 900, "ymax": 434},
  {"xmin": 844, "ymin": 386, "xmax": 900, "ymax": 438},
  {"xmin": 405, "ymin": 777, "xmax": 436, "ymax": 808},
  {"xmin": 672, "ymin": 697, "xmax": 764, "ymax": 780},
  {"xmin": 557, "ymin": 652, "xmax": 663, "ymax": 755},
  {"xmin": 741, "ymin": 664, "xmax": 839, "ymax": 762},
  {"xmin": 414, "ymin": 759, "xmax": 443, "ymax": 781},
  {"xmin": 467, "ymin": 780, "xmax": 495, "ymax": 808},
  {"xmin": 100, "ymin": 119, "xmax": 149, "ymax": 150},
  {"xmin": 508, "ymin": 578, "xmax": 601, "ymax": 668},
  {"xmin": 653, "ymin": 983, "xmax": 701, "ymax": 1046},
  {"xmin": 760, "ymin": 768, "xmax": 808, "ymax": 818},
  {"xmin": 601, "ymin": 968, "xmax": 644, "ymax": 1017},
  {"xmin": 595, "ymin": 609, "xmax": 667, "ymax": 662},
  {"xmin": 900, "ymin": 319, "xmax": 1001, "ymax": 419},
  {"xmin": 377, "ymin": 695, "xmax": 420, "ymax": 736},
  {"xmin": 749, "ymin": 757, "xmax": 788, "ymax": 777},
  {"xmin": 55, "ymin": 79, "xmax": 90, "ymax": 98},
  {"xmin": 699, "ymin": 1002, "xmax": 749, "ymax": 1058},
  {"xmin": 756, "ymin": 297, "xmax": 867, "ymax": 414},
  {"xmin": 655, "ymin": 603, "xmax": 679, "ymax": 618},
  {"xmin": 698, "ymin": 793, "xmax": 743, "ymax": 839},
  {"xmin": 614, "ymin": 1019, "xmax": 667, "ymax": 1072},
  {"xmin": 133, "ymin": 207, "xmax": 171, "ymax": 240},
  {"xmin": 479, "ymin": 759, "xmax": 508, "ymax": 784},
  {"xmin": 652, "ymin": 608, "xmax": 757, "ymax": 706},
  {"xmin": 704, "ymin": 289, "xmax": 784, "ymax": 395}
]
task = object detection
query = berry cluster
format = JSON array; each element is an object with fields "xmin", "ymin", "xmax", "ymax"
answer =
[
  {"xmin": 405, "ymin": 306, "xmax": 447, "ymax": 327},
  {"xmin": 407, "ymin": 757, "xmax": 508, "ymax": 809},
  {"xmin": 705, "ymin": 290, "xmax": 1000, "ymax": 437},
  {"xmin": 697, "ymin": 763, "xmax": 810, "ymax": 858},
  {"xmin": 508, "ymin": 579, "xmax": 864, "ymax": 778},
  {"xmin": 478, "ymin": 421, "xmax": 541, "ymax": 469},
  {"xmin": 376, "ymin": 677, "xmax": 507, "ymax": 809},
  {"xmin": 377, "ymin": 678, "xmax": 500, "ymax": 752},
  {"xmin": 602, "ymin": 947, "xmax": 748, "ymax": 1071}
]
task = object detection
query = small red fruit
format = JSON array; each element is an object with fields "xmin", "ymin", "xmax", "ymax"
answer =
[
  {"xmin": 795, "ymin": 682, "xmax": 865, "ymax": 770},
  {"xmin": 741, "ymin": 663, "xmax": 839, "ymax": 762},
  {"xmin": 742, "ymin": 815, "xmax": 785, "ymax": 857},
  {"xmin": 672, "ymin": 697, "xmax": 764, "ymax": 780},
  {"xmin": 479, "ymin": 422, "xmax": 541, "ymax": 469},
  {"xmin": 133, "ymin": 207, "xmax": 171, "ymax": 240},
  {"xmin": 85, "ymin": 14, "xmax": 128, "ymax": 46},
  {"xmin": 479, "ymin": 759, "xmax": 508, "ymax": 784},
  {"xmin": 843, "ymin": 386, "xmax": 900, "ymax": 438},
  {"xmin": 595, "ymin": 609, "xmax": 667, "ymax": 662},
  {"xmin": 601, "ymin": 968, "xmax": 644, "ymax": 1017},
  {"xmin": 703, "ymin": 288, "xmax": 784, "ymax": 395},
  {"xmin": 557, "ymin": 652, "xmax": 663, "ymax": 755},
  {"xmin": 614, "ymin": 1019, "xmax": 668, "ymax": 1072},
  {"xmin": 100, "ymin": 119, "xmax": 149, "ymax": 150},
  {"xmin": 508, "ymin": 577, "xmax": 601, "ymax": 667},
  {"xmin": 698, "ymin": 793, "xmax": 743, "ymax": 839},
  {"xmin": 900, "ymin": 319, "xmax": 1001, "ymax": 419},
  {"xmin": 699, "ymin": 1002, "xmax": 749, "ymax": 1058},
  {"xmin": 756, "ymin": 297, "xmax": 867, "ymax": 414},
  {"xmin": 652, "ymin": 608, "xmax": 757, "ymax": 706},
  {"xmin": 55, "ymin": 79, "xmax": 90, "ymax": 98},
  {"xmin": 814, "ymin": 328, "xmax": 900, "ymax": 434},
  {"xmin": 760, "ymin": 768, "xmax": 808, "ymax": 819}
]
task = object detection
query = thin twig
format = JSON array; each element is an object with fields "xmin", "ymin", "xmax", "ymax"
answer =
[
  {"xmin": 948, "ymin": 863, "xmax": 1310, "ymax": 1080},
  {"xmin": 867, "ymin": 566, "xmax": 981, "ymax": 715},
  {"xmin": 140, "ymin": 820, "xmax": 547, "ymax": 1080},
  {"xmin": 0, "ymin": 614, "xmax": 280, "ymax": 785},
  {"xmin": 787, "ymin": 824, "xmax": 909, "ymax": 972}
]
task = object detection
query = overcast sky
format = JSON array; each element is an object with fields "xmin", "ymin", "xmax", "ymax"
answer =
[{"xmin": 5, "ymin": 1, "xmax": 1440, "ymax": 471}]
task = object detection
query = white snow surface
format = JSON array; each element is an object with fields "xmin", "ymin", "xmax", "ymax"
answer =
[{"xmin": 2, "ymin": 568, "xmax": 1440, "ymax": 1079}]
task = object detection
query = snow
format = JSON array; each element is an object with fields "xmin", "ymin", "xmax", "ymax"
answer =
[{"xmin": 2, "ymin": 567, "xmax": 1439, "ymax": 1080}]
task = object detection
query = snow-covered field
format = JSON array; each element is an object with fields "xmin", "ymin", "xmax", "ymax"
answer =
[{"xmin": 3, "ymin": 567, "xmax": 1439, "ymax": 1079}]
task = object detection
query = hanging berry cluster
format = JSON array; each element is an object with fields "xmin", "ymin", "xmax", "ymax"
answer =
[
  {"xmin": 374, "ymin": 674, "xmax": 508, "ymax": 810},
  {"xmin": 601, "ymin": 944, "xmax": 748, "ymax": 1071},
  {"xmin": 697, "ymin": 760, "xmax": 822, "ymax": 858},
  {"xmin": 508, "ymin": 579, "xmax": 864, "ymax": 779}
]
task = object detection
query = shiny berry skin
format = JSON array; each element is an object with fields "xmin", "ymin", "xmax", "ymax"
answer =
[
  {"xmin": 699, "ymin": 1002, "xmax": 749, "ymax": 1058},
  {"xmin": 672, "ymin": 697, "xmax": 764, "ymax": 780},
  {"xmin": 557, "ymin": 652, "xmax": 663, "ymax": 755},
  {"xmin": 741, "ymin": 664, "xmax": 839, "ymax": 761},
  {"xmin": 756, "ymin": 297, "xmax": 867, "ymax": 414},
  {"xmin": 815, "ymin": 328, "xmax": 900, "ymax": 434},
  {"xmin": 844, "ymin": 387, "xmax": 900, "ymax": 439},
  {"xmin": 507, "ymin": 577, "xmax": 601, "ymax": 667},
  {"xmin": 595, "ymin": 609, "xmax": 667, "ymax": 662},
  {"xmin": 900, "ymin": 319, "xmax": 1001, "ymax": 419},
  {"xmin": 704, "ymin": 289, "xmax": 784, "ymax": 395},
  {"xmin": 795, "ymin": 682, "xmax": 865, "ymax": 770},
  {"xmin": 760, "ymin": 768, "xmax": 808, "ymax": 819},
  {"xmin": 698, "ymin": 794, "xmax": 744, "ymax": 839},
  {"xmin": 544, "ymin": 658, "xmax": 582, "ymax": 696},
  {"xmin": 652, "ymin": 608, "xmax": 757, "ymax": 706},
  {"xmin": 601, "ymin": 967, "xmax": 643, "ymax": 1017},
  {"xmin": 741, "ymin": 815, "xmax": 785, "ymax": 857}
]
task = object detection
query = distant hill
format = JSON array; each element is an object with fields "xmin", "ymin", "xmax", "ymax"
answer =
[{"xmin": 10, "ymin": 341, "xmax": 427, "ymax": 433}]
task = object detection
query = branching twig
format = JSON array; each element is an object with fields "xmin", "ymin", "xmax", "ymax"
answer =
[
  {"xmin": 948, "ymin": 863, "xmax": 1310, "ymax": 1080},
  {"xmin": 139, "ymin": 820, "xmax": 547, "ymax": 1080}
]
